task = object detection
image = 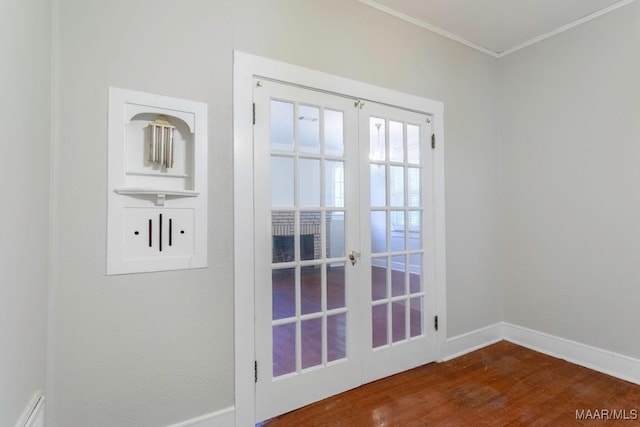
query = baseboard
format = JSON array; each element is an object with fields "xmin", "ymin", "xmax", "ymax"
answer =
[
  {"xmin": 16, "ymin": 394, "xmax": 45, "ymax": 427},
  {"xmin": 443, "ymin": 322, "xmax": 640, "ymax": 386},
  {"xmin": 166, "ymin": 406, "xmax": 235, "ymax": 427},
  {"xmin": 443, "ymin": 322, "xmax": 503, "ymax": 361},
  {"xmin": 502, "ymin": 323, "xmax": 640, "ymax": 386},
  {"xmin": 170, "ymin": 327, "xmax": 636, "ymax": 427}
]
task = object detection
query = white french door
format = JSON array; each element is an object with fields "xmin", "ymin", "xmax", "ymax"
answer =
[
  {"xmin": 359, "ymin": 102, "xmax": 436, "ymax": 382},
  {"xmin": 253, "ymin": 81, "xmax": 362, "ymax": 421},
  {"xmin": 254, "ymin": 79, "xmax": 436, "ymax": 422}
]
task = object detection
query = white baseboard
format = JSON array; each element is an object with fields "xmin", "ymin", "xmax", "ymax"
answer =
[
  {"xmin": 165, "ymin": 326, "xmax": 637, "ymax": 427},
  {"xmin": 167, "ymin": 406, "xmax": 235, "ymax": 427},
  {"xmin": 443, "ymin": 322, "xmax": 640, "ymax": 386},
  {"xmin": 443, "ymin": 322, "xmax": 503, "ymax": 361},
  {"xmin": 166, "ymin": 326, "xmax": 638, "ymax": 427},
  {"xmin": 502, "ymin": 323, "xmax": 640, "ymax": 386},
  {"xmin": 16, "ymin": 394, "xmax": 45, "ymax": 427}
]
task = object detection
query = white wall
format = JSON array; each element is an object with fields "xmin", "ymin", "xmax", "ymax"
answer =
[
  {"xmin": 0, "ymin": 0, "xmax": 51, "ymax": 425},
  {"xmin": 52, "ymin": 0, "xmax": 501, "ymax": 425},
  {"xmin": 500, "ymin": 1, "xmax": 640, "ymax": 359}
]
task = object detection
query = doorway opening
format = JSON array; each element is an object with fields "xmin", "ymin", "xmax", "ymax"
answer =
[{"xmin": 233, "ymin": 51, "xmax": 447, "ymax": 426}]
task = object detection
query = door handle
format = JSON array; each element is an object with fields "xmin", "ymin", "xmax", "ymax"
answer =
[{"xmin": 348, "ymin": 251, "xmax": 361, "ymax": 266}]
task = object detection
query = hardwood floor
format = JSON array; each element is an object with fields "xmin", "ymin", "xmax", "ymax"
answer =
[{"xmin": 260, "ymin": 341, "xmax": 640, "ymax": 426}]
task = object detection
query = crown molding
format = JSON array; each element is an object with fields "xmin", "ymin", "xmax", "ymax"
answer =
[
  {"xmin": 356, "ymin": 0, "xmax": 638, "ymax": 58},
  {"xmin": 356, "ymin": 0, "xmax": 500, "ymax": 57},
  {"xmin": 497, "ymin": 0, "xmax": 638, "ymax": 57}
]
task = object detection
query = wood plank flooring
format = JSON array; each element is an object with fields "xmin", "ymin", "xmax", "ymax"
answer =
[{"xmin": 260, "ymin": 341, "xmax": 640, "ymax": 426}]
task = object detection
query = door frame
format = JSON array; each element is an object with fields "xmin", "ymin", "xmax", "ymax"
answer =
[{"xmin": 233, "ymin": 50, "xmax": 447, "ymax": 426}]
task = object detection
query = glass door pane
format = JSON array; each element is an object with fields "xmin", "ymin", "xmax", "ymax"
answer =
[
  {"xmin": 369, "ymin": 115, "xmax": 425, "ymax": 348},
  {"xmin": 256, "ymin": 80, "xmax": 361, "ymax": 422},
  {"xmin": 361, "ymin": 101, "xmax": 434, "ymax": 384},
  {"xmin": 270, "ymin": 99, "xmax": 351, "ymax": 377}
]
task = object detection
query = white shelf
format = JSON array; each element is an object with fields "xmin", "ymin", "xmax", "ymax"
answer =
[
  {"xmin": 107, "ymin": 87, "xmax": 207, "ymax": 275},
  {"xmin": 115, "ymin": 187, "xmax": 199, "ymax": 197},
  {"xmin": 115, "ymin": 187, "xmax": 199, "ymax": 205},
  {"xmin": 126, "ymin": 170, "xmax": 191, "ymax": 178}
]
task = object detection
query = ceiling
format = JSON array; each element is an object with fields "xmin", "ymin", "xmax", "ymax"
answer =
[{"xmin": 358, "ymin": 0, "xmax": 634, "ymax": 57}]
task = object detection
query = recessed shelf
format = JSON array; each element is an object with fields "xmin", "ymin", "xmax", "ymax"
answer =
[
  {"xmin": 126, "ymin": 170, "xmax": 191, "ymax": 178},
  {"xmin": 114, "ymin": 187, "xmax": 200, "ymax": 197},
  {"xmin": 114, "ymin": 187, "xmax": 199, "ymax": 207},
  {"xmin": 108, "ymin": 87, "xmax": 208, "ymax": 275}
]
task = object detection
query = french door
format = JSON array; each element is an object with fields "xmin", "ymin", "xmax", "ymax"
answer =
[
  {"xmin": 254, "ymin": 79, "xmax": 435, "ymax": 422},
  {"xmin": 359, "ymin": 102, "xmax": 437, "ymax": 382}
]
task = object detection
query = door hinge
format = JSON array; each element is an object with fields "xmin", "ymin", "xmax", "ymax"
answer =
[
  {"xmin": 434, "ymin": 315, "xmax": 439, "ymax": 331},
  {"xmin": 254, "ymin": 360, "xmax": 258, "ymax": 383},
  {"xmin": 431, "ymin": 134, "xmax": 436, "ymax": 149},
  {"xmin": 252, "ymin": 103, "xmax": 256, "ymax": 125}
]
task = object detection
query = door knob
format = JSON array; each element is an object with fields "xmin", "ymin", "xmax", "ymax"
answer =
[{"xmin": 348, "ymin": 251, "xmax": 361, "ymax": 266}]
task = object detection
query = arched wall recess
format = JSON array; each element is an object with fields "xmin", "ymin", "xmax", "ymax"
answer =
[{"xmin": 107, "ymin": 87, "xmax": 208, "ymax": 275}]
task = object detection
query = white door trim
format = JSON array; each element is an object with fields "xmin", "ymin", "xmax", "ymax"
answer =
[{"xmin": 233, "ymin": 50, "xmax": 447, "ymax": 426}]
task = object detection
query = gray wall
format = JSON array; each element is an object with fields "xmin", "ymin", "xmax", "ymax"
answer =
[
  {"xmin": 0, "ymin": 0, "xmax": 51, "ymax": 425},
  {"xmin": 500, "ymin": 1, "xmax": 640, "ymax": 359},
  {"xmin": 233, "ymin": 0, "xmax": 502, "ymax": 338},
  {"xmin": 52, "ymin": 1, "xmax": 234, "ymax": 426},
  {"xmin": 52, "ymin": 0, "xmax": 501, "ymax": 425}
]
